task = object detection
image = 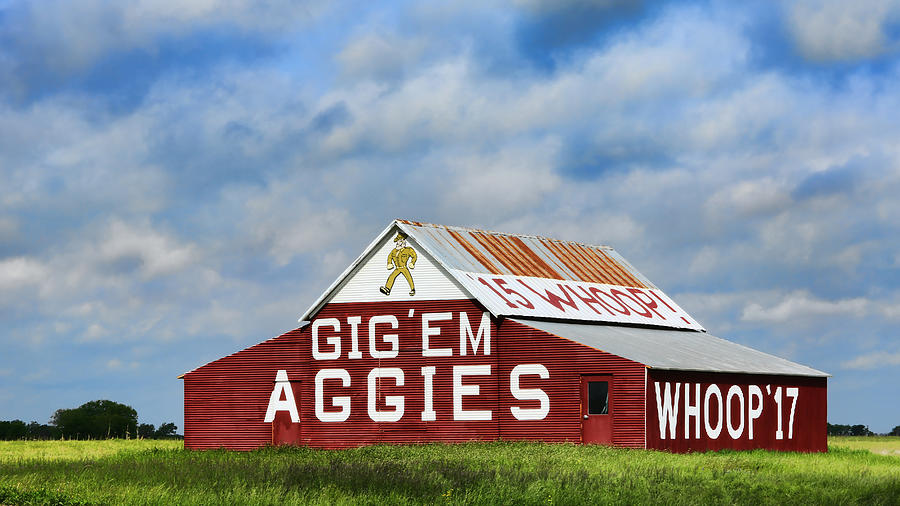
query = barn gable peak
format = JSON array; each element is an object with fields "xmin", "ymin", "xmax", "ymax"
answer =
[{"xmin": 300, "ymin": 220, "xmax": 704, "ymax": 331}]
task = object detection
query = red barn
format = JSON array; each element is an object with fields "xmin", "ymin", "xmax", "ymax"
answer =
[{"xmin": 181, "ymin": 220, "xmax": 828, "ymax": 452}]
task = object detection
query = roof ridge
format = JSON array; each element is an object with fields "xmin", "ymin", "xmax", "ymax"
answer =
[{"xmin": 396, "ymin": 219, "xmax": 614, "ymax": 251}]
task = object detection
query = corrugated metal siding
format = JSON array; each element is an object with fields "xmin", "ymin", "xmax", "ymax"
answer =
[
  {"xmin": 645, "ymin": 370, "xmax": 827, "ymax": 452},
  {"xmin": 184, "ymin": 299, "xmax": 649, "ymax": 450},
  {"xmin": 497, "ymin": 320, "xmax": 647, "ymax": 448},
  {"xmin": 513, "ymin": 319, "xmax": 828, "ymax": 377},
  {"xmin": 297, "ymin": 299, "xmax": 500, "ymax": 448},
  {"xmin": 396, "ymin": 220, "xmax": 653, "ymax": 288},
  {"xmin": 183, "ymin": 329, "xmax": 306, "ymax": 450}
]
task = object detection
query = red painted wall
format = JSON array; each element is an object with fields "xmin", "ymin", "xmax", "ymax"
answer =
[
  {"xmin": 183, "ymin": 299, "xmax": 826, "ymax": 452},
  {"xmin": 183, "ymin": 330, "xmax": 306, "ymax": 450},
  {"xmin": 645, "ymin": 369, "xmax": 827, "ymax": 453},
  {"xmin": 184, "ymin": 299, "xmax": 648, "ymax": 449},
  {"xmin": 496, "ymin": 320, "xmax": 646, "ymax": 448}
]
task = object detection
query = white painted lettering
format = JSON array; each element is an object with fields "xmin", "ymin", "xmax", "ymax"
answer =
[
  {"xmin": 422, "ymin": 312, "xmax": 453, "ymax": 357},
  {"xmin": 684, "ymin": 382, "xmax": 701, "ymax": 439},
  {"xmin": 264, "ymin": 370, "xmax": 300, "ymax": 423},
  {"xmin": 704, "ymin": 384, "xmax": 723, "ymax": 439},
  {"xmin": 315, "ymin": 369, "xmax": 350, "ymax": 422},
  {"xmin": 368, "ymin": 314, "xmax": 399, "ymax": 359},
  {"xmin": 748, "ymin": 385, "xmax": 763, "ymax": 440},
  {"xmin": 459, "ymin": 312, "xmax": 491, "ymax": 356},
  {"xmin": 367, "ymin": 368, "xmax": 405, "ymax": 422},
  {"xmin": 312, "ymin": 318, "xmax": 341, "ymax": 360},
  {"xmin": 421, "ymin": 366, "xmax": 436, "ymax": 421},
  {"xmin": 786, "ymin": 387, "xmax": 799, "ymax": 439},
  {"xmin": 726, "ymin": 385, "xmax": 745, "ymax": 439},
  {"xmin": 453, "ymin": 365, "xmax": 492, "ymax": 420},
  {"xmin": 775, "ymin": 386, "xmax": 783, "ymax": 440},
  {"xmin": 347, "ymin": 316, "xmax": 363, "ymax": 359},
  {"xmin": 655, "ymin": 381, "xmax": 680, "ymax": 440},
  {"xmin": 509, "ymin": 364, "xmax": 550, "ymax": 420}
]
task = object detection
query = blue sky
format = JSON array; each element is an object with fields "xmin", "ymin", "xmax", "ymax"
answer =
[{"xmin": 1, "ymin": 0, "xmax": 899, "ymax": 433}]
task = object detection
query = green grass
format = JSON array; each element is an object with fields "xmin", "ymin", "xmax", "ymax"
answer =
[
  {"xmin": 829, "ymin": 436, "xmax": 900, "ymax": 456},
  {"xmin": 0, "ymin": 440, "xmax": 898, "ymax": 505},
  {"xmin": 0, "ymin": 439, "xmax": 181, "ymax": 462}
]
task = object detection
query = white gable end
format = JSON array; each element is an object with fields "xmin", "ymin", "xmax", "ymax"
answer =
[{"xmin": 330, "ymin": 233, "xmax": 469, "ymax": 304}]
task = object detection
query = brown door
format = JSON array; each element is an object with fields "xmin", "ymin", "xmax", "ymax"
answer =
[
  {"xmin": 272, "ymin": 382, "xmax": 301, "ymax": 446},
  {"xmin": 581, "ymin": 375, "xmax": 612, "ymax": 444}
]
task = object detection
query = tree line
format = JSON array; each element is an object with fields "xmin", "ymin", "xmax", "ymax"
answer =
[
  {"xmin": 0, "ymin": 400, "xmax": 179, "ymax": 440},
  {"xmin": 827, "ymin": 423, "xmax": 900, "ymax": 437}
]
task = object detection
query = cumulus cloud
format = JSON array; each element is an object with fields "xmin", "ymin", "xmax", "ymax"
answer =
[
  {"xmin": 105, "ymin": 358, "xmax": 139, "ymax": 371},
  {"xmin": 0, "ymin": 257, "xmax": 46, "ymax": 291},
  {"xmin": 98, "ymin": 220, "xmax": 199, "ymax": 279},
  {"xmin": 1, "ymin": 0, "xmax": 324, "ymax": 74},
  {"xmin": 514, "ymin": 0, "xmax": 640, "ymax": 11},
  {"xmin": 337, "ymin": 31, "xmax": 427, "ymax": 82},
  {"xmin": 436, "ymin": 140, "xmax": 564, "ymax": 218},
  {"xmin": 741, "ymin": 290, "xmax": 870, "ymax": 325},
  {"xmin": 238, "ymin": 183, "xmax": 356, "ymax": 267},
  {"xmin": 786, "ymin": 0, "xmax": 900, "ymax": 62},
  {"xmin": 841, "ymin": 351, "xmax": 900, "ymax": 370},
  {"xmin": 705, "ymin": 178, "xmax": 792, "ymax": 220}
]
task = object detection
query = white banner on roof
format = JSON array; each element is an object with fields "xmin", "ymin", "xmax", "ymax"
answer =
[{"xmin": 449, "ymin": 270, "xmax": 704, "ymax": 331}]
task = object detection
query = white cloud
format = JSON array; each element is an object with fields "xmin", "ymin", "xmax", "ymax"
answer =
[
  {"xmin": 787, "ymin": 0, "xmax": 900, "ymax": 62},
  {"xmin": 98, "ymin": 219, "xmax": 199, "ymax": 279},
  {"xmin": 3, "ymin": 0, "xmax": 327, "ymax": 74},
  {"xmin": 236, "ymin": 181, "xmax": 357, "ymax": 267},
  {"xmin": 337, "ymin": 31, "xmax": 427, "ymax": 81},
  {"xmin": 84, "ymin": 323, "xmax": 108, "ymax": 342},
  {"xmin": 513, "ymin": 0, "xmax": 640, "ymax": 14},
  {"xmin": 105, "ymin": 358, "xmax": 139, "ymax": 371},
  {"xmin": 741, "ymin": 290, "xmax": 870, "ymax": 325},
  {"xmin": 0, "ymin": 257, "xmax": 47, "ymax": 291},
  {"xmin": 705, "ymin": 178, "xmax": 792, "ymax": 219},
  {"xmin": 841, "ymin": 351, "xmax": 900, "ymax": 370},
  {"xmin": 436, "ymin": 140, "xmax": 563, "ymax": 218}
]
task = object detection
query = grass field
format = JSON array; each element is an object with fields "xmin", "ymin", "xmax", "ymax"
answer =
[
  {"xmin": 0, "ymin": 439, "xmax": 898, "ymax": 505},
  {"xmin": 829, "ymin": 436, "xmax": 900, "ymax": 456}
]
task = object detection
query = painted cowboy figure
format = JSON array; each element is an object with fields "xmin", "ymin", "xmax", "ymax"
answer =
[{"xmin": 380, "ymin": 232, "xmax": 417, "ymax": 296}]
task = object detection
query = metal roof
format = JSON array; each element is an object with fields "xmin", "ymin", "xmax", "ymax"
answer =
[
  {"xmin": 511, "ymin": 319, "xmax": 829, "ymax": 377},
  {"xmin": 299, "ymin": 219, "xmax": 703, "ymax": 330},
  {"xmin": 396, "ymin": 220, "xmax": 654, "ymax": 288}
]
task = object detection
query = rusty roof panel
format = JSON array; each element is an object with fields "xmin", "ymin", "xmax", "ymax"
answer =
[
  {"xmin": 396, "ymin": 221, "xmax": 656, "ymax": 289},
  {"xmin": 445, "ymin": 229, "xmax": 502, "ymax": 274}
]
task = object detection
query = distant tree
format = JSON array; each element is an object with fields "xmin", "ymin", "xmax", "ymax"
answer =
[
  {"xmin": 827, "ymin": 423, "xmax": 875, "ymax": 437},
  {"xmin": 850, "ymin": 424, "xmax": 874, "ymax": 436},
  {"xmin": 0, "ymin": 420, "xmax": 27, "ymax": 440},
  {"xmin": 827, "ymin": 423, "xmax": 850, "ymax": 436},
  {"xmin": 51, "ymin": 400, "xmax": 138, "ymax": 439},
  {"xmin": 138, "ymin": 423, "xmax": 156, "ymax": 439},
  {"xmin": 889, "ymin": 426, "xmax": 900, "ymax": 437},
  {"xmin": 154, "ymin": 422, "xmax": 177, "ymax": 438},
  {"xmin": 25, "ymin": 421, "xmax": 59, "ymax": 440},
  {"xmin": 0, "ymin": 420, "xmax": 59, "ymax": 440}
]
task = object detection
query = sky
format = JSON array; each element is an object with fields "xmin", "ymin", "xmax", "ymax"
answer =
[{"xmin": 1, "ymin": 0, "xmax": 899, "ymax": 434}]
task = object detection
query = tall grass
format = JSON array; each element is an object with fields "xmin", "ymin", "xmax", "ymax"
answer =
[
  {"xmin": 0, "ymin": 440, "xmax": 898, "ymax": 505},
  {"xmin": 0, "ymin": 439, "xmax": 181, "ymax": 462},
  {"xmin": 829, "ymin": 436, "xmax": 900, "ymax": 456}
]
